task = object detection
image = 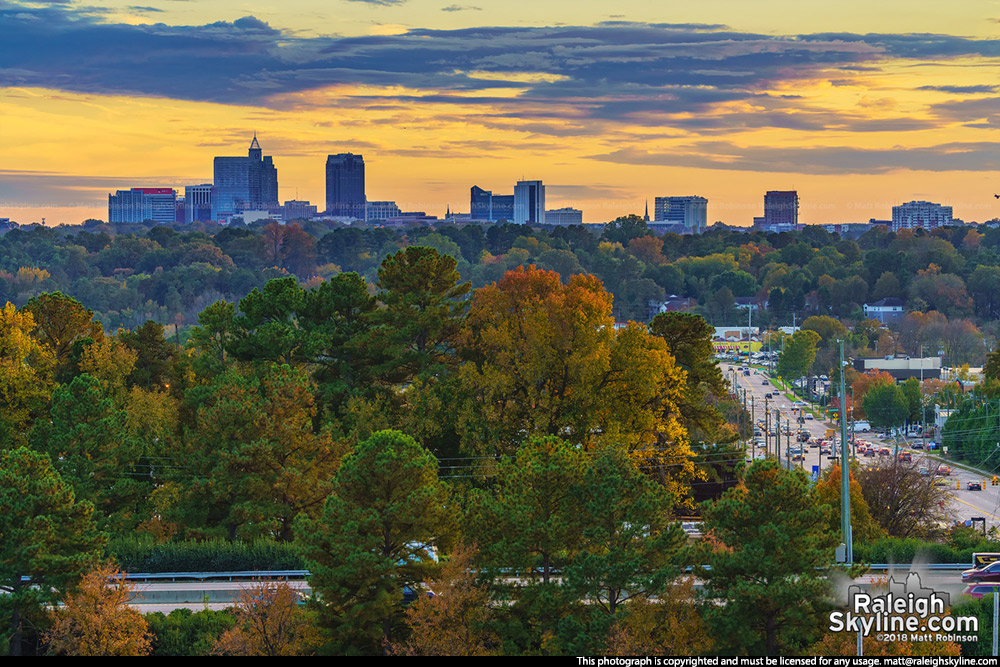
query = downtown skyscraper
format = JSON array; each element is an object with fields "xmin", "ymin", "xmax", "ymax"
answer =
[
  {"xmin": 211, "ymin": 134, "xmax": 279, "ymax": 220},
  {"xmin": 326, "ymin": 153, "xmax": 366, "ymax": 219}
]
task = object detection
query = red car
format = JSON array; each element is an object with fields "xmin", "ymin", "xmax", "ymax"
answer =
[
  {"xmin": 963, "ymin": 561, "xmax": 1000, "ymax": 583},
  {"xmin": 963, "ymin": 584, "xmax": 1000, "ymax": 598}
]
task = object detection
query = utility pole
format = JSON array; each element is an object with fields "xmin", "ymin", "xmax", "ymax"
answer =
[
  {"xmin": 775, "ymin": 411, "xmax": 780, "ymax": 461},
  {"xmin": 840, "ymin": 339, "xmax": 853, "ymax": 564},
  {"xmin": 751, "ymin": 395, "xmax": 756, "ymax": 460},
  {"xmin": 921, "ymin": 345, "xmax": 927, "ymax": 451},
  {"xmin": 765, "ymin": 399, "xmax": 771, "ymax": 456}
]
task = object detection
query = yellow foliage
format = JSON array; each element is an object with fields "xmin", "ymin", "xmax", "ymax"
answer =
[
  {"xmin": 79, "ymin": 337, "xmax": 137, "ymax": 395},
  {"xmin": 0, "ymin": 302, "xmax": 54, "ymax": 441},
  {"xmin": 46, "ymin": 563, "xmax": 153, "ymax": 656}
]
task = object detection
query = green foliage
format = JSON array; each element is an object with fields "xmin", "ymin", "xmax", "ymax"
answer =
[
  {"xmin": 601, "ymin": 214, "xmax": 651, "ymax": 246},
  {"xmin": 699, "ymin": 459, "xmax": 838, "ymax": 656},
  {"xmin": 146, "ymin": 608, "xmax": 237, "ymax": 656},
  {"xmin": 107, "ymin": 536, "xmax": 305, "ymax": 572},
  {"xmin": 0, "ymin": 448, "xmax": 105, "ymax": 656},
  {"xmin": 296, "ymin": 430, "xmax": 452, "ymax": 655},
  {"xmin": 29, "ymin": 373, "xmax": 151, "ymax": 531},
  {"xmin": 373, "ymin": 246, "xmax": 470, "ymax": 386},
  {"xmin": 862, "ymin": 382, "xmax": 909, "ymax": 430},
  {"xmin": 776, "ymin": 329, "xmax": 821, "ymax": 381}
]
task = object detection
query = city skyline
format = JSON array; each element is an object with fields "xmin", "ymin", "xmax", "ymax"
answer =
[{"xmin": 4, "ymin": 1, "xmax": 1000, "ymax": 225}]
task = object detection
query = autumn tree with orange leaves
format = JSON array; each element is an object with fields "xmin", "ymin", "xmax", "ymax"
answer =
[
  {"xmin": 851, "ymin": 369, "xmax": 896, "ymax": 420},
  {"xmin": 45, "ymin": 563, "xmax": 152, "ymax": 657},
  {"xmin": 389, "ymin": 543, "xmax": 498, "ymax": 656},
  {"xmin": 210, "ymin": 582, "xmax": 319, "ymax": 656},
  {"xmin": 456, "ymin": 265, "xmax": 696, "ymax": 498}
]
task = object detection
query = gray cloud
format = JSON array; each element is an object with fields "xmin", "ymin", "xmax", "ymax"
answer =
[
  {"xmin": 441, "ymin": 4, "xmax": 480, "ymax": 11},
  {"xmin": 918, "ymin": 84, "xmax": 997, "ymax": 94},
  {"xmin": 590, "ymin": 141, "xmax": 1000, "ymax": 174},
  {"xmin": 1, "ymin": 5, "xmax": 999, "ymax": 136}
]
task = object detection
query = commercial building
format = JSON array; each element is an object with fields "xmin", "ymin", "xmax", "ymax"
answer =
[
  {"xmin": 513, "ymin": 180, "xmax": 545, "ymax": 224},
  {"xmin": 211, "ymin": 135, "xmax": 279, "ymax": 220},
  {"xmin": 545, "ymin": 207, "xmax": 583, "ymax": 225},
  {"xmin": 653, "ymin": 196, "xmax": 707, "ymax": 234},
  {"xmin": 891, "ymin": 200, "xmax": 952, "ymax": 232},
  {"xmin": 366, "ymin": 200, "xmax": 402, "ymax": 221},
  {"xmin": 852, "ymin": 356, "xmax": 941, "ymax": 382},
  {"xmin": 470, "ymin": 186, "xmax": 514, "ymax": 222},
  {"xmin": 108, "ymin": 187, "xmax": 177, "ymax": 224},
  {"xmin": 762, "ymin": 190, "xmax": 798, "ymax": 228},
  {"xmin": 283, "ymin": 200, "xmax": 318, "ymax": 222},
  {"xmin": 184, "ymin": 184, "xmax": 213, "ymax": 224},
  {"xmin": 325, "ymin": 153, "xmax": 366, "ymax": 219}
]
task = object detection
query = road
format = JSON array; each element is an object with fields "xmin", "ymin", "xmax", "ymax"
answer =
[{"xmin": 722, "ymin": 362, "xmax": 1000, "ymax": 530}]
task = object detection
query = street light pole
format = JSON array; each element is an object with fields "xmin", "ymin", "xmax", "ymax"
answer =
[{"xmin": 839, "ymin": 339, "xmax": 853, "ymax": 564}]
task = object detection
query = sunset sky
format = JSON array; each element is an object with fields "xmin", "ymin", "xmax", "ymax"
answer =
[{"xmin": 4, "ymin": 0, "xmax": 1000, "ymax": 225}]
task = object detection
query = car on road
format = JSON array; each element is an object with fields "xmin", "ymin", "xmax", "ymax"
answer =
[
  {"xmin": 968, "ymin": 481, "xmax": 983, "ymax": 491},
  {"xmin": 762, "ymin": 380, "xmax": 769, "ymax": 385},
  {"xmin": 934, "ymin": 478, "xmax": 949, "ymax": 487},
  {"xmin": 863, "ymin": 449, "xmax": 875, "ymax": 457},
  {"xmin": 898, "ymin": 452, "xmax": 912, "ymax": 462},
  {"xmin": 938, "ymin": 466, "xmax": 952, "ymax": 476},
  {"xmin": 918, "ymin": 467, "xmax": 929, "ymax": 476},
  {"xmin": 878, "ymin": 448, "xmax": 891, "ymax": 456},
  {"xmin": 962, "ymin": 561, "xmax": 1000, "ymax": 583},
  {"xmin": 963, "ymin": 584, "xmax": 1000, "ymax": 598},
  {"xmin": 764, "ymin": 393, "xmax": 773, "ymax": 399}
]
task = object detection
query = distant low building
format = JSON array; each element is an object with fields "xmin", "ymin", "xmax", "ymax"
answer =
[
  {"xmin": 734, "ymin": 297, "xmax": 760, "ymax": 311},
  {"xmin": 545, "ymin": 207, "xmax": 583, "ymax": 225},
  {"xmin": 714, "ymin": 326, "xmax": 759, "ymax": 341},
  {"xmin": 863, "ymin": 297, "xmax": 905, "ymax": 324},
  {"xmin": 647, "ymin": 295, "xmax": 696, "ymax": 321},
  {"xmin": 366, "ymin": 201, "xmax": 402, "ymax": 221},
  {"xmin": 283, "ymin": 200, "xmax": 318, "ymax": 222},
  {"xmin": 852, "ymin": 356, "xmax": 941, "ymax": 382}
]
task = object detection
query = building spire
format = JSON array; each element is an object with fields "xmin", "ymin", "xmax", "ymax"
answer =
[
  {"xmin": 250, "ymin": 132, "xmax": 260, "ymax": 151},
  {"xmin": 644, "ymin": 200, "xmax": 650, "ymax": 222}
]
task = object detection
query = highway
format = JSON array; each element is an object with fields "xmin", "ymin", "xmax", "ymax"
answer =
[{"xmin": 723, "ymin": 361, "xmax": 1000, "ymax": 530}]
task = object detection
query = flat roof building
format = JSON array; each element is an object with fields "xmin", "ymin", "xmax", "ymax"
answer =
[{"xmin": 108, "ymin": 187, "xmax": 176, "ymax": 224}]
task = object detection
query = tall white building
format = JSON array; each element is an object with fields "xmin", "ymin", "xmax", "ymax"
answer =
[
  {"xmin": 653, "ymin": 196, "xmax": 707, "ymax": 234},
  {"xmin": 513, "ymin": 180, "xmax": 545, "ymax": 224},
  {"xmin": 891, "ymin": 200, "xmax": 952, "ymax": 232},
  {"xmin": 184, "ymin": 184, "xmax": 213, "ymax": 223}
]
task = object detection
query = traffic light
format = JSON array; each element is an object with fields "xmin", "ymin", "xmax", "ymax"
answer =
[{"xmin": 993, "ymin": 476, "xmax": 998, "ymax": 487}]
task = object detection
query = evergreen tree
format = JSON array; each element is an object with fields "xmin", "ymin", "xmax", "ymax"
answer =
[
  {"xmin": 296, "ymin": 430, "xmax": 452, "ymax": 655},
  {"xmin": 699, "ymin": 459, "xmax": 837, "ymax": 655}
]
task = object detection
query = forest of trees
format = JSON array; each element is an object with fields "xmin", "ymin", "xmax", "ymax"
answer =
[{"xmin": 2, "ymin": 218, "xmax": 1000, "ymax": 656}]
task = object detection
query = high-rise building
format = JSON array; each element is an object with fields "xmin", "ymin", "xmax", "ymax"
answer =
[
  {"xmin": 545, "ymin": 207, "xmax": 583, "ymax": 225},
  {"xmin": 514, "ymin": 180, "xmax": 545, "ymax": 224},
  {"xmin": 211, "ymin": 135, "xmax": 278, "ymax": 220},
  {"xmin": 470, "ymin": 186, "xmax": 514, "ymax": 222},
  {"xmin": 326, "ymin": 153, "xmax": 366, "ymax": 219},
  {"xmin": 891, "ymin": 200, "xmax": 952, "ymax": 232},
  {"xmin": 184, "ymin": 184, "xmax": 213, "ymax": 223},
  {"xmin": 653, "ymin": 196, "xmax": 707, "ymax": 234},
  {"xmin": 763, "ymin": 190, "xmax": 798, "ymax": 227},
  {"xmin": 108, "ymin": 187, "xmax": 177, "ymax": 224}
]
